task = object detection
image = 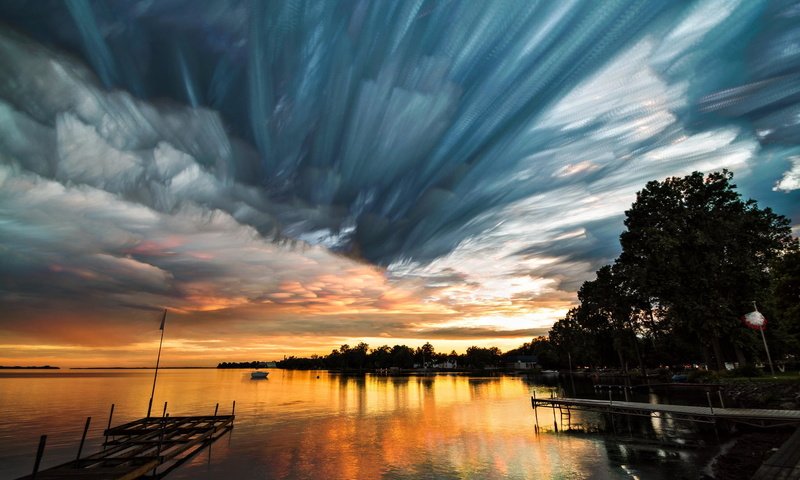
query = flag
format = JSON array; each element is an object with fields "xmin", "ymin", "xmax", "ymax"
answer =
[
  {"xmin": 742, "ymin": 311, "xmax": 767, "ymax": 331},
  {"xmin": 159, "ymin": 309, "xmax": 167, "ymax": 330}
]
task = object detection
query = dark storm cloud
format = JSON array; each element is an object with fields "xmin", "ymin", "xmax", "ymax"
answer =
[{"xmin": 0, "ymin": 1, "xmax": 799, "ymax": 360}]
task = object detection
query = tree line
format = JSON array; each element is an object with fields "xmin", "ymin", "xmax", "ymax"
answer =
[
  {"xmin": 268, "ymin": 340, "xmax": 563, "ymax": 371},
  {"xmin": 547, "ymin": 170, "xmax": 799, "ymax": 372}
]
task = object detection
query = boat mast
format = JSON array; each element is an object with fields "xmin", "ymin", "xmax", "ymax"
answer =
[{"xmin": 147, "ymin": 309, "xmax": 167, "ymax": 417}]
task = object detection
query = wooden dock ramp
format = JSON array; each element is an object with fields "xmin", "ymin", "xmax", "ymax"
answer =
[
  {"xmin": 531, "ymin": 397, "xmax": 800, "ymax": 428},
  {"xmin": 17, "ymin": 415, "xmax": 234, "ymax": 480},
  {"xmin": 752, "ymin": 426, "xmax": 800, "ymax": 480}
]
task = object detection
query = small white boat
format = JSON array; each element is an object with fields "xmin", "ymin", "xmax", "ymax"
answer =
[{"xmin": 251, "ymin": 371, "xmax": 269, "ymax": 379}]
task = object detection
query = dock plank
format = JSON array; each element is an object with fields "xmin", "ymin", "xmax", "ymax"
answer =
[
  {"xmin": 752, "ymin": 427, "xmax": 800, "ymax": 480},
  {"xmin": 16, "ymin": 415, "xmax": 233, "ymax": 480}
]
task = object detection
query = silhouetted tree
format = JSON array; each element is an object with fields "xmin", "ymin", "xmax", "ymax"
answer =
[
  {"xmin": 766, "ymin": 248, "xmax": 800, "ymax": 357},
  {"xmin": 464, "ymin": 346, "xmax": 501, "ymax": 368},
  {"xmin": 618, "ymin": 170, "xmax": 794, "ymax": 369},
  {"xmin": 391, "ymin": 345, "xmax": 415, "ymax": 369},
  {"xmin": 369, "ymin": 345, "xmax": 392, "ymax": 368}
]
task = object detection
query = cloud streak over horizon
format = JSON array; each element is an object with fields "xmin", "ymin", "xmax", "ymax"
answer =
[{"xmin": 1, "ymin": 1, "xmax": 799, "ymax": 365}]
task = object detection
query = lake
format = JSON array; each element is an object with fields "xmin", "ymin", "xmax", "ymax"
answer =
[{"xmin": 0, "ymin": 369, "xmax": 715, "ymax": 479}]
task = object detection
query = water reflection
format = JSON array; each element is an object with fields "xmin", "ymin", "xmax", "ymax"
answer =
[{"xmin": 0, "ymin": 370, "xmax": 713, "ymax": 479}]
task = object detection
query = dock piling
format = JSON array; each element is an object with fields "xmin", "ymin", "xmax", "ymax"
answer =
[
  {"xmin": 214, "ymin": 403, "xmax": 219, "ymax": 416},
  {"xmin": 104, "ymin": 404, "xmax": 114, "ymax": 450},
  {"xmin": 532, "ymin": 391, "xmax": 540, "ymax": 434},
  {"xmin": 75, "ymin": 417, "xmax": 91, "ymax": 464},
  {"xmin": 162, "ymin": 401, "xmax": 168, "ymax": 417},
  {"xmin": 608, "ymin": 391, "xmax": 617, "ymax": 435},
  {"xmin": 717, "ymin": 390, "xmax": 725, "ymax": 409},
  {"xmin": 232, "ymin": 400, "xmax": 236, "ymax": 416},
  {"xmin": 31, "ymin": 435, "xmax": 46, "ymax": 479}
]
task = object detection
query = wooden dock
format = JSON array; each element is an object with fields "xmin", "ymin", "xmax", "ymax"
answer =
[
  {"xmin": 531, "ymin": 397, "xmax": 800, "ymax": 428},
  {"xmin": 17, "ymin": 415, "xmax": 234, "ymax": 480},
  {"xmin": 752, "ymin": 426, "xmax": 800, "ymax": 480}
]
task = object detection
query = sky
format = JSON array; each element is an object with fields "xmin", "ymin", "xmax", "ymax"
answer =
[{"xmin": 1, "ymin": 0, "xmax": 799, "ymax": 367}]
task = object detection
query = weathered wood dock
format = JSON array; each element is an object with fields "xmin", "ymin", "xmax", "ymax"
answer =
[
  {"xmin": 752, "ymin": 426, "xmax": 800, "ymax": 480},
  {"xmin": 531, "ymin": 396, "xmax": 800, "ymax": 428},
  {"xmin": 17, "ymin": 415, "xmax": 234, "ymax": 480}
]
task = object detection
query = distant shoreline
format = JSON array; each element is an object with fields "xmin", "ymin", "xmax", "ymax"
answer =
[
  {"xmin": 0, "ymin": 365, "xmax": 60, "ymax": 369},
  {"xmin": 70, "ymin": 366, "xmax": 216, "ymax": 370}
]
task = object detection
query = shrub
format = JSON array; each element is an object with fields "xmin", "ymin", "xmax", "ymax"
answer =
[
  {"xmin": 688, "ymin": 369, "xmax": 719, "ymax": 383},
  {"xmin": 728, "ymin": 364, "xmax": 763, "ymax": 378}
]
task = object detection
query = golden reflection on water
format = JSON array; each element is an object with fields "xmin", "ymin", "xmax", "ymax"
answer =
[{"xmin": 0, "ymin": 370, "xmax": 704, "ymax": 479}]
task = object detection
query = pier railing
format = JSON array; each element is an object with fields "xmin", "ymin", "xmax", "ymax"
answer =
[{"xmin": 531, "ymin": 394, "xmax": 800, "ymax": 431}]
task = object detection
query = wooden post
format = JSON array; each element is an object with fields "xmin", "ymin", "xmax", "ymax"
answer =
[
  {"xmin": 551, "ymin": 398, "xmax": 558, "ymax": 433},
  {"xmin": 153, "ymin": 418, "xmax": 165, "ymax": 477},
  {"xmin": 232, "ymin": 400, "xmax": 236, "ymax": 416},
  {"xmin": 567, "ymin": 407, "xmax": 572, "ymax": 431},
  {"xmin": 162, "ymin": 401, "xmax": 168, "ymax": 417},
  {"xmin": 532, "ymin": 391, "xmax": 540, "ymax": 434},
  {"xmin": 608, "ymin": 390, "xmax": 616, "ymax": 435},
  {"xmin": 104, "ymin": 404, "xmax": 115, "ymax": 449},
  {"xmin": 214, "ymin": 403, "xmax": 219, "ymax": 416},
  {"xmin": 32, "ymin": 435, "xmax": 46, "ymax": 479},
  {"xmin": 76, "ymin": 417, "xmax": 91, "ymax": 464},
  {"xmin": 718, "ymin": 390, "xmax": 725, "ymax": 409},
  {"xmin": 708, "ymin": 391, "xmax": 720, "ymax": 443}
]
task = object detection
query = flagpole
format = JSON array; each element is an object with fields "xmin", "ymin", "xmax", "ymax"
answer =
[
  {"xmin": 759, "ymin": 328, "xmax": 775, "ymax": 377},
  {"xmin": 753, "ymin": 302, "xmax": 775, "ymax": 377},
  {"xmin": 147, "ymin": 309, "xmax": 167, "ymax": 417}
]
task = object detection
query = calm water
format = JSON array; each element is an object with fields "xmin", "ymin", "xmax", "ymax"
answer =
[{"xmin": 0, "ymin": 369, "xmax": 714, "ymax": 479}]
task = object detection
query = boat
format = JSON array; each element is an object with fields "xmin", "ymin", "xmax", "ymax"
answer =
[{"xmin": 250, "ymin": 371, "xmax": 269, "ymax": 379}]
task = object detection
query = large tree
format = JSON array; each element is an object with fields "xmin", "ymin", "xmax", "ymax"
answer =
[
  {"xmin": 617, "ymin": 170, "xmax": 795, "ymax": 370},
  {"xmin": 549, "ymin": 307, "xmax": 605, "ymax": 368},
  {"xmin": 578, "ymin": 265, "xmax": 647, "ymax": 372},
  {"xmin": 766, "ymin": 248, "xmax": 800, "ymax": 357}
]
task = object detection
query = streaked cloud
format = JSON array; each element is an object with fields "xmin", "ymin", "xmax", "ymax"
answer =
[{"xmin": 0, "ymin": 1, "xmax": 798, "ymax": 365}]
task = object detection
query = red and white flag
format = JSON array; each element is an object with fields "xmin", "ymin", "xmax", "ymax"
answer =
[{"xmin": 742, "ymin": 311, "xmax": 767, "ymax": 331}]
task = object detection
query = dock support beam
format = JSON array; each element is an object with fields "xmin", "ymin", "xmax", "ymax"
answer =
[
  {"xmin": 75, "ymin": 417, "xmax": 91, "ymax": 464},
  {"xmin": 31, "ymin": 435, "xmax": 46, "ymax": 479},
  {"xmin": 104, "ymin": 404, "xmax": 114, "ymax": 450}
]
